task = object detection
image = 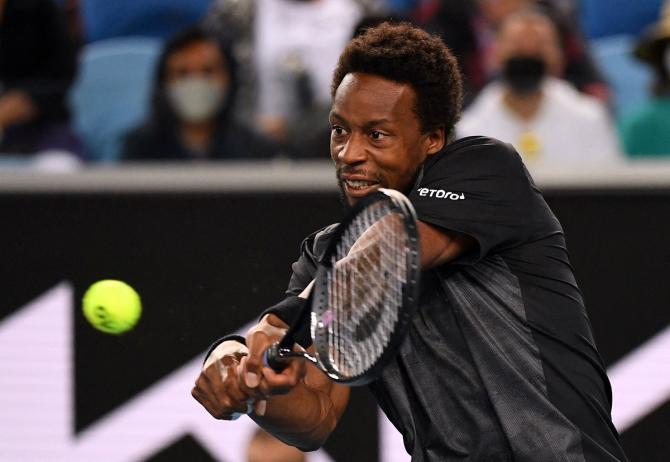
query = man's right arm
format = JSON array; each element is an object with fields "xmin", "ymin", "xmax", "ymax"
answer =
[
  {"xmin": 192, "ymin": 313, "xmax": 350, "ymax": 451},
  {"xmin": 192, "ymin": 226, "xmax": 347, "ymax": 449}
]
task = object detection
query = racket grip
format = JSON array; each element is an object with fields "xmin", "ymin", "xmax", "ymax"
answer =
[{"xmin": 264, "ymin": 342, "xmax": 288, "ymax": 372}]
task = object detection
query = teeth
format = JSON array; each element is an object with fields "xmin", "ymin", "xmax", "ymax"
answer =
[{"xmin": 346, "ymin": 180, "xmax": 375, "ymax": 189}]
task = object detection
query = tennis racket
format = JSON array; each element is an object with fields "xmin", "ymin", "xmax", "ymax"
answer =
[{"xmin": 264, "ymin": 188, "xmax": 420, "ymax": 386}]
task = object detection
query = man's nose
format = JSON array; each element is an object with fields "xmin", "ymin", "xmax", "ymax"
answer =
[{"xmin": 337, "ymin": 134, "xmax": 367, "ymax": 164}]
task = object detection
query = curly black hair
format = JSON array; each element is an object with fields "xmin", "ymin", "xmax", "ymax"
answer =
[{"xmin": 332, "ymin": 22, "xmax": 463, "ymax": 138}]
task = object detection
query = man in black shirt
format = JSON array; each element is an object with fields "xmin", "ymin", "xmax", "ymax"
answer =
[{"xmin": 192, "ymin": 22, "xmax": 628, "ymax": 461}]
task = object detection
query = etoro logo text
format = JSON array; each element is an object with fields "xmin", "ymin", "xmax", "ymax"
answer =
[{"xmin": 417, "ymin": 188, "xmax": 465, "ymax": 200}]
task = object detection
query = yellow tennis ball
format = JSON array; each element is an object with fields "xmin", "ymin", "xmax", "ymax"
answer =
[{"xmin": 82, "ymin": 280, "xmax": 142, "ymax": 334}]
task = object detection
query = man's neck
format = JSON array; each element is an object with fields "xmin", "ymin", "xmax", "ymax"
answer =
[{"xmin": 502, "ymin": 88, "xmax": 544, "ymax": 122}]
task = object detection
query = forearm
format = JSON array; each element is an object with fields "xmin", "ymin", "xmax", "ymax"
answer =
[
  {"xmin": 250, "ymin": 368, "xmax": 343, "ymax": 451},
  {"xmin": 242, "ymin": 314, "xmax": 350, "ymax": 450}
]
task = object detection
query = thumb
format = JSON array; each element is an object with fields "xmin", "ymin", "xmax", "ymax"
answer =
[
  {"xmin": 240, "ymin": 353, "xmax": 262, "ymax": 389},
  {"xmin": 242, "ymin": 331, "xmax": 274, "ymax": 388},
  {"xmin": 243, "ymin": 315, "xmax": 289, "ymax": 388}
]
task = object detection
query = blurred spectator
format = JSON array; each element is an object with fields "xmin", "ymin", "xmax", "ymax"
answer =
[
  {"xmin": 121, "ymin": 26, "xmax": 279, "ymax": 161},
  {"xmin": 388, "ymin": 1, "xmax": 608, "ymax": 104},
  {"xmin": 407, "ymin": 1, "xmax": 483, "ymax": 104},
  {"xmin": 246, "ymin": 428, "xmax": 305, "ymax": 462},
  {"xmin": 253, "ymin": 0, "xmax": 363, "ymax": 151},
  {"xmin": 474, "ymin": 0, "xmax": 609, "ymax": 101},
  {"xmin": 203, "ymin": 0, "xmax": 256, "ymax": 124},
  {"xmin": 619, "ymin": 1, "xmax": 670, "ymax": 157},
  {"xmin": 457, "ymin": 9, "xmax": 621, "ymax": 168},
  {"xmin": 0, "ymin": 0, "xmax": 81, "ymax": 158},
  {"xmin": 204, "ymin": 0, "xmax": 371, "ymax": 158}
]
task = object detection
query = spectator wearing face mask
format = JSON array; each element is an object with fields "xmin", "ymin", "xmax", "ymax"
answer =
[
  {"xmin": 457, "ymin": 8, "xmax": 622, "ymax": 170},
  {"xmin": 473, "ymin": 0, "xmax": 610, "ymax": 102},
  {"xmin": 121, "ymin": 25, "xmax": 279, "ymax": 161},
  {"xmin": 619, "ymin": 1, "xmax": 670, "ymax": 157}
]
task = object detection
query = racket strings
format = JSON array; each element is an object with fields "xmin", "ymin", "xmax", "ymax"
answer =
[{"xmin": 324, "ymin": 201, "xmax": 409, "ymax": 377}]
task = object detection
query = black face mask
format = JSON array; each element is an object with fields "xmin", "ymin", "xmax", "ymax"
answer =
[{"xmin": 502, "ymin": 56, "xmax": 547, "ymax": 94}]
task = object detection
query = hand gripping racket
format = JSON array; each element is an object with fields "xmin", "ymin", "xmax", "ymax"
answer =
[{"xmin": 264, "ymin": 188, "xmax": 420, "ymax": 386}]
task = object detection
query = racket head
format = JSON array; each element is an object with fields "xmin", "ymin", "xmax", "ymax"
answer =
[{"xmin": 310, "ymin": 188, "xmax": 420, "ymax": 385}]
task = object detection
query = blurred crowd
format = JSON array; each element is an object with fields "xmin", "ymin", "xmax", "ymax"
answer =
[{"xmin": 1, "ymin": 0, "xmax": 669, "ymax": 171}]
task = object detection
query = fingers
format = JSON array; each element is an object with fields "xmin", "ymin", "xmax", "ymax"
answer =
[
  {"xmin": 237, "ymin": 355, "xmax": 265, "ymax": 400},
  {"xmin": 193, "ymin": 317, "xmax": 306, "ymax": 422},
  {"xmin": 238, "ymin": 345, "xmax": 307, "ymax": 399},
  {"xmin": 193, "ymin": 351, "xmax": 307, "ymax": 422},
  {"xmin": 244, "ymin": 329, "xmax": 278, "ymax": 376},
  {"xmin": 254, "ymin": 399, "xmax": 267, "ymax": 416},
  {"xmin": 216, "ymin": 363, "xmax": 250, "ymax": 404},
  {"xmin": 192, "ymin": 357, "xmax": 253, "ymax": 420},
  {"xmin": 260, "ymin": 360, "xmax": 306, "ymax": 394},
  {"xmin": 241, "ymin": 326, "xmax": 283, "ymax": 395},
  {"xmin": 192, "ymin": 371, "xmax": 235, "ymax": 419},
  {"xmin": 248, "ymin": 351, "xmax": 308, "ymax": 391}
]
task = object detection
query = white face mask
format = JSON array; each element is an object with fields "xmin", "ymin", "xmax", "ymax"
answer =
[{"xmin": 167, "ymin": 76, "xmax": 226, "ymax": 123}]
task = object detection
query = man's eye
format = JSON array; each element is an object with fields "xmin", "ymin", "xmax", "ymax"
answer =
[
  {"xmin": 332, "ymin": 126, "xmax": 345, "ymax": 136},
  {"xmin": 370, "ymin": 130, "xmax": 384, "ymax": 140}
]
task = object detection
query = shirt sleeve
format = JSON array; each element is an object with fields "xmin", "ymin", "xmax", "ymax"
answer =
[
  {"xmin": 261, "ymin": 224, "xmax": 337, "ymax": 346},
  {"xmin": 283, "ymin": 223, "xmax": 337, "ymax": 296},
  {"xmin": 408, "ymin": 137, "xmax": 550, "ymax": 264}
]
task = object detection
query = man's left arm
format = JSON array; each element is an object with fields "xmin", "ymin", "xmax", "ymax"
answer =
[{"xmin": 418, "ymin": 220, "xmax": 476, "ymax": 269}]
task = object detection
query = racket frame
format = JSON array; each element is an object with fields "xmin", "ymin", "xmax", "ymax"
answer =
[
  {"xmin": 266, "ymin": 188, "xmax": 421, "ymax": 386},
  {"xmin": 311, "ymin": 188, "xmax": 420, "ymax": 385}
]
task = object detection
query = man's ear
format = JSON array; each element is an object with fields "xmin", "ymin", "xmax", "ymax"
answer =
[{"xmin": 424, "ymin": 126, "xmax": 446, "ymax": 156}]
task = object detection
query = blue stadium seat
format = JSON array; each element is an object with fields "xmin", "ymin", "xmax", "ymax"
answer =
[
  {"xmin": 80, "ymin": 0, "xmax": 212, "ymax": 42},
  {"xmin": 588, "ymin": 34, "xmax": 653, "ymax": 118},
  {"xmin": 68, "ymin": 37, "xmax": 162, "ymax": 162},
  {"xmin": 579, "ymin": 0, "xmax": 662, "ymax": 39},
  {"xmin": 386, "ymin": 0, "xmax": 419, "ymax": 11}
]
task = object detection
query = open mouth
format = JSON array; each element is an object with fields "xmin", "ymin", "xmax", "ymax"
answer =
[
  {"xmin": 344, "ymin": 179, "xmax": 379, "ymax": 191},
  {"xmin": 342, "ymin": 178, "xmax": 381, "ymax": 198},
  {"xmin": 338, "ymin": 170, "xmax": 384, "ymax": 202}
]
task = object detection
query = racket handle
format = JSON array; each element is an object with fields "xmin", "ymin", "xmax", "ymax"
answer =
[{"xmin": 264, "ymin": 342, "xmax": 288, "ymax": 372}]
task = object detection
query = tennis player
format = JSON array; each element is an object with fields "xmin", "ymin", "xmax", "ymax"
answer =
[{"xmin": 192, "ymin": 22, "xmax": 628, "ymax": 461}]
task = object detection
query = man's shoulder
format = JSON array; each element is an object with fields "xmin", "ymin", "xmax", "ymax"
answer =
[
  {"xmin": 431, "ymin": 136, "xmax": 524, "ymax": 174},
  {"xmin": 446, "ymin": 135, "xmax": 513, "ymax": 154}
]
